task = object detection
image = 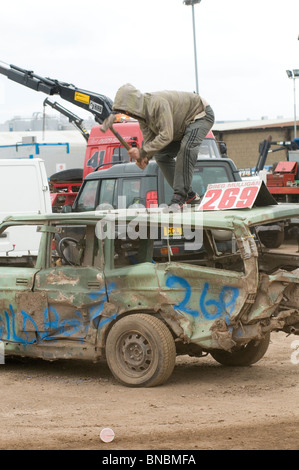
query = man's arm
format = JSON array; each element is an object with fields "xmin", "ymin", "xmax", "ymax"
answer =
[
  {"xmin": 128, "ymin": 98, "xmax": 174, "ymax": 169},
  {"xmin": 128, "ymin": 147, "xmax": 148, "ymax": 169}
]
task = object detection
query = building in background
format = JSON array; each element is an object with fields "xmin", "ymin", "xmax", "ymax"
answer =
[{"xmin": 213, "ymin": 118, "xmax": 299, "ymax": 169}]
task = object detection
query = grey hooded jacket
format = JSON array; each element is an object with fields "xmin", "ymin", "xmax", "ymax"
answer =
[{"xmin": 112, "ymin": 84, "xmax": 208, "ymax": 159}]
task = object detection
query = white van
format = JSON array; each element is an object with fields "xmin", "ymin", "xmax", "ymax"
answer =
[{"xmin": 0, "ymin": 158, "xmax": 52, "ymax": 260}]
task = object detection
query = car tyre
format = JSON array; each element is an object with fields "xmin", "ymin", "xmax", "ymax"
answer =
[
  {"xmin": 210, "ymin": 332, "xmax": 271, "ymax": 366},
  {"xmin": 105, "ymin": 314, "xmax": 176, "ymax": 387}
]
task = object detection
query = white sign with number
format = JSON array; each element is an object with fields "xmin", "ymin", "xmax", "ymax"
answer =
[{"xmin": 197, "ymin": 181, "xmax": 262, "ymax": 211}]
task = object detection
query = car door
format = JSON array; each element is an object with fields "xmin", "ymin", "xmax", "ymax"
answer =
[
  {"xmin": 33, "ymin": 222, "xmax": 109, "ymax": 345},
  {"xmin": 159, "ymin": 227, "xmax": 250, "ymax": 346},
  {"xmin": 0, "ymin": 223, "xmax": 43, "ymax": 346}
]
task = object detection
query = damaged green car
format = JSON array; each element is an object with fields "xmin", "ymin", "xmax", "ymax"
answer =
[{"xmin": 0, "ymin": 205, "xmax": 299, "ymax": 387}]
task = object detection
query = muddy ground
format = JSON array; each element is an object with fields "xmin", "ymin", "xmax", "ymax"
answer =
[{"xmin": 0, "ymin": 331, "xmax": 298, "ymax": 451}]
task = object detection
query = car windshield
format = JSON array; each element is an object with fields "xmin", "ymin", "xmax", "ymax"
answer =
[{"xmin": 163, "ymin": 163, "xmax": 231, "ymax": 204}]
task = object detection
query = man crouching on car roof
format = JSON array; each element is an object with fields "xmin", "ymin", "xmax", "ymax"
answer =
[{"xmin": 112, "ymin": 83, "xmax": 215, "ymax": 209}]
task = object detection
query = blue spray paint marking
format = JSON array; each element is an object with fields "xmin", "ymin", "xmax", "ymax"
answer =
[
  {"xmin": 7, "ymin": 305, "xmax": 25, "ymax": 342},
  {"xmin": 43, "ymin": 306, "xmax": 85, "ymax": 339},
  {"xmin": 166, "ymin": 276, "xmax": 198, "ymax": 317},
  {"xmin": 88, "ymin": 282, "xmax": 116, "ymax": 327},
  {"xmin": 4, "ymin": 311, "xmax": 10, "ymax": 340},
  {"xmin": 0, "ymin": 282, "xmax": 116, "ymax": 344},
  {"xmin": 98, "ymin": 313, "xmax": 118, "ymax": 328},
  {"xmin": 166, "ymin": 275, "xmax": 239, "ymax": 320},
  {"xmin": 0, "ymin": 313, "xmax": 6, "ymax": 339},
  {"xmin": 43, "ymin": 307, "xmax": 85, "ymax": 340},
  {"xmin": 200, "ymin": 282, "xmax": 239, "ymax": 320},
  {"xmin": 21, "ymin": 310, "xmax": 40, "ymax": 343}
]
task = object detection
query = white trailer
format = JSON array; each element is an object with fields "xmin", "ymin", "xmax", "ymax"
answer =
[{"xmin": 0, "ymin": 158, "xmax": 52, "ymax": 259}]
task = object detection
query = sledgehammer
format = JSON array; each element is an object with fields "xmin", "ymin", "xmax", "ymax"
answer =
[
  {"xmin": 100, "ymin": 114, "xmax": 146, "ymax": 167},
  {"xmin": 100, "ymin": 114, "xmax": 131, "ymax": 152}
]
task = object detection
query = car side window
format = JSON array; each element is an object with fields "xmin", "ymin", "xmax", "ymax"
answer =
[
  {"xmin": 0, "ymin": 224, "xmax": 42, "ymax": 267},
  {"xmin": 114, "ymin": 238, "xmax": 141, "ymax": 267},
  {"xmin": 122, "ymin": 179, "xmax": 141, "ymax": 208},
  {"xmin": 76, "ymin": 180, "xmax": 99, "ymax": 211},
  {"xmin": 51, "ymin": 224, "xmax": 101, "ymax": 268},
  {"xmin": 98, "ymin": 179, "xmax": 118, "ymax": 209}
]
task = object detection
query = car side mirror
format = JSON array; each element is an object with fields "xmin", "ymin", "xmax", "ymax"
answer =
[{"xmin": 219, "ymin": 142, "xmax": 227, "ymax": 157}]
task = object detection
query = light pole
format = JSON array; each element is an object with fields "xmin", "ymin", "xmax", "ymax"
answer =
[
  {"xmin": 183, "ymin": 0, "xmax": 202, "ymax": 94},
  {"xmin": 286, "ymin": 69, "xmax": 299, "ymax": 139}
]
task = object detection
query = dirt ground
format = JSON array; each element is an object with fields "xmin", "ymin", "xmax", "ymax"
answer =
[{"xmin": 0, "ymin": 331, "xmax": 298, "ymax": 451}]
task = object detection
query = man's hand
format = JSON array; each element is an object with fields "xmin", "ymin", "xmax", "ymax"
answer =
[
  {"xmin": 128, "ymin": 147, "xmax": 140, "ymax": 161},
  {"xmin": 128, "ymin": 147, "xmax": 148, "ymax": 170},
  {"xmin": 136, "ymin": 157, "xmax": 148, "ymax": 170}
]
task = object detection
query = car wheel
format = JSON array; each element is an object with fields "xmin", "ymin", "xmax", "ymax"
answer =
[
  {"xmin": 105, "ymin": 314, "xmax": 176, "ymax": 387},
  {"xmin": 210, "ymin": 333, "xmax": 271, "ymax": 366}
]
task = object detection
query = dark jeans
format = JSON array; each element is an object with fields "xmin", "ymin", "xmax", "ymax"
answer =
[{"xmin": 155, "ymin": 105, "xmax": 215, "ymax": 197}]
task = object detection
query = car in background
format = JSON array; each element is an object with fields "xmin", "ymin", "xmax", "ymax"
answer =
[{"xmin": 71, "ymin": 158, "xmax": 241, "ymax": 259}]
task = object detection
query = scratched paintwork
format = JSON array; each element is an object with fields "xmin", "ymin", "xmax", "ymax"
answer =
[{"xmin": 0, "ymin": 206, "xmax": 299, "ymax": 365}]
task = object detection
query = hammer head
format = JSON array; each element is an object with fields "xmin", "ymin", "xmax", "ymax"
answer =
[{"xmin": 100, "ymin": 114, "xmax": 116, "ymax": 133}]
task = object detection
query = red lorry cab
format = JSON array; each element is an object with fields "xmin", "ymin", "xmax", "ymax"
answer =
[{"xmin": 83, "ymin": 117, "xmax": 143, "ymax": 179}]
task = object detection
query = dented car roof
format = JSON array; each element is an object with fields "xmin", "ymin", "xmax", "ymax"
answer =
[{"xmin": 1, "ymin": 204, "xmax": 299, "ymax": 230}]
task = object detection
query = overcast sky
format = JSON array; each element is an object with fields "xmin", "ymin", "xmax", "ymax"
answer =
[{"xmin": 0, "ymin": 0, "xmax": 298, "ymax": 124}]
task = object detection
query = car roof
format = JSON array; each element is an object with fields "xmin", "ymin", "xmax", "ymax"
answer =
[
  {"xmin": 85, "ymin": 161, "xmax": 159, "ymax": 179},
  {"xmin": 85, "ymin": 158, "xmax": 237, "ymax": 180},
  {"xmin": 2, "ymin": 204, "xmax": 299, "ymax": 231}
]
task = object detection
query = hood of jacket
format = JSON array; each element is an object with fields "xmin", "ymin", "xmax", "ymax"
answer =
[{"xmin": 112, "ymin": 84, "xmax": 146, "ymax": 120}]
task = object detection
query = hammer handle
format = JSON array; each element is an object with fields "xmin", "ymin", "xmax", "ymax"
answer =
[
  {"xmin": 110, "ymin": 125, "xmax": 131, "ymax": 151},
  {"xmin": 110, "ymin": 124, "xmax": 142, "ymax": 163}
]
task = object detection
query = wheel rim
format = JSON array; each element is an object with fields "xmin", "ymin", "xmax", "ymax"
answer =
[{"xmin": 118, "ymin": 331, "xmax": 153, "ymax": 375}]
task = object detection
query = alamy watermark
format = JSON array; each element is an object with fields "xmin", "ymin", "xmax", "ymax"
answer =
[
  {"xmin": 94, "ymin": 201, "xmax": 204, "ymax": 251},
  {"xmin": 291, "ymin": 340, "xmax": 299, "ymax": 365}
]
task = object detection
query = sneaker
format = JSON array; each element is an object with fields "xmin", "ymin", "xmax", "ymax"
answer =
[
  {"xmin": 186, "ymin": 191, "xmax": 201, "ymax": 205},
  {"xmin": 166, "ymin": 193, "xmax": 186, "ymax": 211}
]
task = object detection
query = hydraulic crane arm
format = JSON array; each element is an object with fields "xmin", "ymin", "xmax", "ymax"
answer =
[
  {"xmin": 255, "ymin": 136, "xmax": 299, "ymax": 173},
  {"xmin": 255, "ymin": 136, "xmax": 272, "ymax": 173},
  {"xmin": 0, "ymin": 62, "xmax": 113, "ymax": 124},
  {"xmin": 43, "ymin": 98, "xmax": 90, "ymax": 142}
]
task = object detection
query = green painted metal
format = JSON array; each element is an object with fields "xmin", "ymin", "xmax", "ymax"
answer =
[{"xmin": 0, "ymin": 205, "xmax": 298, "ymax": 365}]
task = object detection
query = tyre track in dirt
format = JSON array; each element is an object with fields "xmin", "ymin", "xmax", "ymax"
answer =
[{"xmin": 0, "ymin": 332, "xmax": 298, "ymax": 450}]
